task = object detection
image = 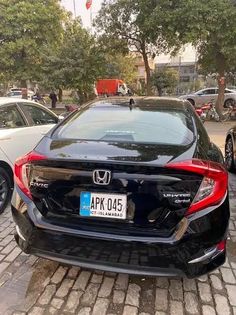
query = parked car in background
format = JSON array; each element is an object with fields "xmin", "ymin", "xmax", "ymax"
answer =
[
  {"xmin": 225, "ymin": 126, "xmax": 236, "ymax": 172},
  {"xmin": 6, "ymin": 89, "xmax": 34, "ymax": 100},
  {"xmin": 179, "ymin": 88, "xmax": 236, "ymax": 108},
  {"xmin": 227, "ymin": 86, "xmax": 236, "ymax": 91},
  {"xmin": 0, "ymin": 98, "xmax": 59, "ymax": 213},
  {"xmin": 12, "ymin": 97, "xmax": 229, "ymax": 278}
]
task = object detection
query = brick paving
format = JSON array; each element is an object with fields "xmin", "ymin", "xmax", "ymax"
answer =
[{"xmin": 0, "ymin": 122, "xmax": 236, "ymax": 315}]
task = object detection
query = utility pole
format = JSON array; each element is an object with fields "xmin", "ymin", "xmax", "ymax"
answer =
[
  {"xmin": 90, "ymin": 7, "xmax": 93, "ymax": 29},
  {"xmin": 193, "ymin": 47, "xmax": 198, "ymax": 91},
  {"xmin": 178, "ymin": 56, "xmax": 181, "ymax": 96},
  {"xmin": 90, "ymin": 6, "xmax": 95, "ymax": 34},
  {"xmin": 73, "ymin": 0, "xmax": 76, "ymax": 18}
]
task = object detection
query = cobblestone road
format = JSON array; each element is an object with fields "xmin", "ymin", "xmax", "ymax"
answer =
[{"xmin": 0, "ymin": 122, "xmax": 236, "ymax": 315}]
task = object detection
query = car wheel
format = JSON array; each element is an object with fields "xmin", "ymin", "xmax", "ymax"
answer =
[
  {"xmin": 187, "ymin": 99, "xmax": 195, "ymax": 106},
  {"xmin": 225, "ymin": 137, "xmax": 235, "ymax": 172},
  {"xmin": 224, "ymin": 99, "xmax": 235, "ymax": 108},
  {"xmin": 0, "ymin": 168, "xmax": 12, "ymax": 214}
]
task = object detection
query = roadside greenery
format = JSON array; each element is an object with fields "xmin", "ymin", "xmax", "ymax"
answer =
[
  {"xmin": 149, "ymin": 0, "xmax": 236, "ymax": 115},
  {"xmin": 42, "ymin": 18, "xmax": 105, "ymax": 102},
  {"xmin": 94, "ymin": 0, "xmax": 180, "ymax": 95},
  {"xmin": 151, "ymin": 68, "xmax": 179, "ymax": 96},
  {"xmin": 103, "ymin": 54, "xmax": 138, "ymax": 87},
  {"xmin": 96, "ymin": 0, "xmax": 236, "ymax": 116},
  {"xmin": 0, "ymin": 0, "xmax": 65, "ymax": 87},
  {"xmin": 1, "ymin": 0, "xmax": 236, "ymax": 116}
]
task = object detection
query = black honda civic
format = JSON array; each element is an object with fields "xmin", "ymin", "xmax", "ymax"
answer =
[{"xmin": 11, "ymin": 97, "xmax": 229, "ymax": 278}]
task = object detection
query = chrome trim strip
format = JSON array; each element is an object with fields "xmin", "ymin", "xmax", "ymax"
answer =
[
  {"xmin": 16, "ymin": 225, "xmax": 26, "ymax": 241},
  {"xmin": 188, "ymin": 247, "xmax": 217, "ymax": 264}
]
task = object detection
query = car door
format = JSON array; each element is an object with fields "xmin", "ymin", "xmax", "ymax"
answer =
[
  {"xmin": 202, "ymin": 88, "xmax": 217, "ymax": 104},
  {"xmin": 224, "ymin": 89, "xmax": 235, "ymax": 101},
  {"xmin": 0, "ymin": 103, "xmax": 31, "ymax": 166},
  {"xmin": 193, "ymin": 89, "xmax": 205, "ymax": 106},
  {"xmin": 18, "ymin": 102, "xmax": 58, "ymax": 142},
  {"xmin": 196, "ymin": 88, "xmax": 217, "ymax": 106}
]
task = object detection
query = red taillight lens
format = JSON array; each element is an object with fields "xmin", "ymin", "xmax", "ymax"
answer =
[
  {"xmin": 14, "ymin": 151, "xmax": 47, "ymax": 199},
  {"xmin": 217, "ymin": 240, "xmax": 226, "ymax": 251},
  {"xmin": 166, "ymin": 159, "xmax": 228, "ymax": 216}
]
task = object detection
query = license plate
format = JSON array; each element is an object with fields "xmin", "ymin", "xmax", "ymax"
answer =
[{"xmin": 80, "ymin": 192, "xmax": 127, "ymax": 219}]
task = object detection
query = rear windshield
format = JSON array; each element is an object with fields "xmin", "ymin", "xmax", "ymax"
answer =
[{"xmin": 57, "ymin": 105, "xmax": 195, "ymax": 146}]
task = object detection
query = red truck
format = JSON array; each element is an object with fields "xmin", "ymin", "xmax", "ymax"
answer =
[{"xmin": 96, "ymin": 79, "xmax": 129, "ymax": 96}]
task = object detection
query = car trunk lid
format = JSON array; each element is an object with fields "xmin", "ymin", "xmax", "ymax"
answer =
[{"xmin": 27, "ymin": 140, "xmax": 201, "ymax": 237}]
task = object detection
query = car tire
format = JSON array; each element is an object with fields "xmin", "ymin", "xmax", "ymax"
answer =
[
  {"xmin": 0, "ymin": 168, "xmax": 12, "ymax": 214},
  {"xmin": 225, "ymin": 137, "xmax": 235, "ymax": 172},
  {"xmin": 187, "ymin": 99, "xmax": 195, "ymax": 106},
  {"xmin": 224, "ymin": 99, "xmax": 235, "ymax": 108}
]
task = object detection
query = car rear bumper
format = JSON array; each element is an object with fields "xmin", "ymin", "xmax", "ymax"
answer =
[
  {"xmin": 11, "ymin": 190, "xmax": 230, "ymax": 278},
  {"xmin": 14, "ymin": 230, "xmax": 186, "ymax": 277},
  {"xmin": 14, "ymin": 228, "xmax": 226, "ymax": 278}
]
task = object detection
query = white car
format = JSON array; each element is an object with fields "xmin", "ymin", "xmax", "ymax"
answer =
[
  {"xmin": 179, "ymin": 88, "xmax": 236, "ymax": 108},
  {"xmin": 6, "ymin": 89, "xmax": 35, "ymax": 99},
  {"xmin": 0, "ymin": 98, "xmax": 59, "ymax": 213}
]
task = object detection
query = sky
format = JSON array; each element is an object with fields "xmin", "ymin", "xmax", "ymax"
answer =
[
  {"xmin": 157, "ymin": 45, "xmax": 196, "ymax": 64},
  {"xmin": 60, "ymin": 0, "xmax": 196, "ymax": 63},
  {"xmin": 61, "ymin": 0, "xmax": 103, "ymax": 28}
]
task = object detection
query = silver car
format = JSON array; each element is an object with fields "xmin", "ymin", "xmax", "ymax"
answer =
[{"xmin": 179, "ymin": 88, "xmax": 236, "ymax": 107}]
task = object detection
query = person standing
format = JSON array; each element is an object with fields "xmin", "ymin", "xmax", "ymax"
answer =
[{"xmin": 49, "ymin": 90, "xmax": 58, "ymax": 109}]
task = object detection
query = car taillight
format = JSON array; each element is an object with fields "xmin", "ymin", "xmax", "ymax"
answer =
[
  {"xmin": 166, "ymin": 159, "xmax": 228, "ymax": 216},
  {"xmin": 216, "ymin": 240, "xmax": 226, "ymax": 251},
  {"xmin": 14, "ymin": 151, "xmax": 47, "ymax": 199}
]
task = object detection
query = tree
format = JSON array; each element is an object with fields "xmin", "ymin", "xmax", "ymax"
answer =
[
  {"xmin": 103, "ymin": 53, "xmax": 138, "ymax": 86},
  {"xmin": 95, "ymin": 0, "xmax": 178, "ymax": 95},
  {"xmin": 43, "ymin": 19, "xmax": 105, "ymax": 103},
  {"xmin": 0, "ymin": 0, "xmax": 65, "ymax": 87},
  {"xmin": 96, "ymin": 33, "xmax": 138, "ymax": 87},
  {"xmin": 194, "ymin": 0, "xmax": 236, "ymax": 115},
  {"xmin": 149, "ymin": 0, "xmax": 236, "ymax": 117},
  {"xmin": 151, "ymin": 68, "xmax": 179, "ymax": 96}
]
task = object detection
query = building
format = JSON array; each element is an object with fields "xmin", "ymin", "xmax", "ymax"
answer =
[
  {"xmin": 156, "ymin": 60, "xmax": 197, "ymax": 84},
  {"xmin": 154, "ymin": 46, "xmax": 203, "ymax": 94},
  {"xmin": 133, "ymin": 46, "xmax": 201, "ymax": 94}
]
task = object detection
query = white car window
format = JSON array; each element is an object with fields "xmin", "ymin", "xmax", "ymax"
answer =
[
  {"xmin": 21, "ymin": 104, "xmax": 58, "ymax": 125},
  {"xmin": 201, "ymin": 89, "xmax": 216, "ymax": 95},
  {"xmin": 0, "ymin": 105, "xmax": 26, "ymax": 129}
]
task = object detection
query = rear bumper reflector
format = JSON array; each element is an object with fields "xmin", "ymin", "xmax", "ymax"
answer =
[{"xmin": 188, "ymin": 243, "xmax": 225, "ymax": 264}]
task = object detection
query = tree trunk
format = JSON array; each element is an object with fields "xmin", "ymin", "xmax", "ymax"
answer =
[
  {"xmin": 140, "ymin": 43, "xmax": 152, "ymax": 96},
  {"xmin": 20, "ymin": 80, "xmax": 28, "ymax": 99},
  {"xmin": 20, "ymin": 79, "xmax": 27, "ymax": 88},
  {"xmin": 215, "ymin": 53, "xmax": 226, "ymax": 120},
  {"xmin": 58, "ymin": 87, "xmax": 63, "ymax": 102},
  {"xmin": 216, "ymin": 76, "xmax": 226, "ymax": 119},
  {"xmin": 2, "ymin": 83, "xmax": 8, "ymax": 96},
  {"xmin": 157, "ymin": 87, "xmax": 162, "ymax": 96}
]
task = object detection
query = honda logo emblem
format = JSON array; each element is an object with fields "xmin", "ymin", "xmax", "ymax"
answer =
[{"xmin": 93, "ymin": 170, "xmax": 111, "ymax": 185}]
